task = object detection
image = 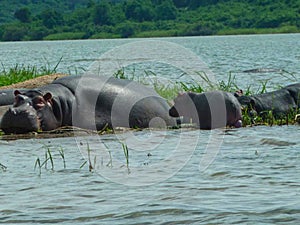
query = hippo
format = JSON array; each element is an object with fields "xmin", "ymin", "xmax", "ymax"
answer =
[
  {"xmin": 242, "ymin": 68, "xmax": 284, "ymax": 73},
  {"xmin": 0, "ymin": 89, "xmax": 25, "ymax": 106},
  {"xmin": 169, "ymin": 91, "xmax": 242, "ymax": 129},
  {"xmin": 236, "ymin": 83, "xmax": 300, "ymax": 119},
  {"xmin": 0, "ymin": 75, "xmax": 175, "ymax": 134},
  {"xmin": 284, "ymin": 83, "xmax": 300, "ymax": 108}
]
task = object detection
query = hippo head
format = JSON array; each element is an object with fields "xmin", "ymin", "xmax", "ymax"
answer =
[
  {"xmin": 169, "ymin": 92, "xmax": 199, "ymax": 124},
  {"xmin": 0, "ymin": 90, "xmax": 59, "ymax": 134},
  {"xmin": 236, "ymin": 95, "xmax": 258, "ymax": 118}
]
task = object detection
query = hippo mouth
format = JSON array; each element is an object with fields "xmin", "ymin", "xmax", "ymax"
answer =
[{"xmin": 0, "ymin": 105, "xmax": 40, "ymax": 134}]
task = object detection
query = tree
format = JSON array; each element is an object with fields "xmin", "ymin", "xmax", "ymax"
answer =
[
  {"xmin": 93, "ymin": 1, "xmax": 112, "ymax": 26},
  {"xmin": 14, "ymin": 7, "xmax": 31, "ymax": 23},
  {"xmin": 2, "ymin": 24, "xmax": 27, "ymax": 41},
  {"xmin": 125, "ymin": 0, "xmax": 155, "ymax": 22},
  {"xmin": 110, "ymin": 4, "xmax": 126, "ymax": 25},
  {"xmin": 172, "ymin": 0, "xmax": 189, "ymax": 8},
  {"xmin": 155, "ymin": 0, "xmax": 177, "ymax": 20},
  {"xmin": 188, "ymin": 0, "xmax": 219, "ymax": 9},
  {"xmin": 116, "ymin": 22, "xmax": 136, "ymax": 38},
  {"xmin": 39, "ymin": 9, "xmax": 63, "ymax": 29}
]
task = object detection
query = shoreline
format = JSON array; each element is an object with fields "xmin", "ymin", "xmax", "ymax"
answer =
[{"xmin": 0, "ymin": 31, "xmax": 299, "ymax": 43}]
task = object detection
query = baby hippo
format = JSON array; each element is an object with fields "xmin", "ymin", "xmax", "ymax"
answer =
[{"xmin": 169, "ymin": 91, "xmax": 242, "ymax": 129}]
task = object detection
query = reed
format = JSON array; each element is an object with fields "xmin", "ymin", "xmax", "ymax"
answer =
[
  {"xmin": 58, "ymin": 147, "xmax": 66, "ymax": 169},
  {"xmin": 87, "ymin": 142, "xmax": 94, "ymax": 172},
  {"xmin": 0, "ymin": 163, "xmax": 7, "ymax": 171},
  {"xmin": 122, "ymin": 142, "xmax": 129, "ymax": 167},
  {"xmin": 34, "ymin": 144, "xmax": 67, "ymax": 175}
]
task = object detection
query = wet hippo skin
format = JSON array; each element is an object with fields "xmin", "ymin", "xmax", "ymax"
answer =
[
  {"xmin": 236, "ymin": 83, "xmax": 300, "ymax": 118},
  {"xmin": 0, "ymin": 75, "xmax": 175, "ymax": 134},
  {"xmin": 169, "ymin": 91, "xmax": 242, "ymax": 129}
]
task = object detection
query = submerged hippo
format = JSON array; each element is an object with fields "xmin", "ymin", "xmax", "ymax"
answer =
[
  {"xmin": 0, "ymin": 75, "xmax": 175, "ymax": 134},
  {"xmin": 242, "ymin": 68, "xmax": 284, "ymax": 73},
  {"xmin": 169, "ymin": 91, "xmax": 242, "ymax": 129},
  {"xmin": 236, "ymin": 83, "xmax": 300, "ymax": 118}
]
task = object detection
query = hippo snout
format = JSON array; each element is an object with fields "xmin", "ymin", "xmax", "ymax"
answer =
[{"xmin": 0, "ymin": 105, "xmax": 40, "ymax": 134}]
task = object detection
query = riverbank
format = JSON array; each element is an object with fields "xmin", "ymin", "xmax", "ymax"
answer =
[
  {"xmin": 45, "ymin": 28, "xmax": 300, "ymax": 41},
  {"xmin": 0, "ymin": 67, "xmax": 299, "ymax": 137}
]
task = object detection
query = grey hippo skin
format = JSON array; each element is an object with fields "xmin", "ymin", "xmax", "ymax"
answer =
[
  {"xmin": 169, "ymin": 91, "xmax": 242, "ymax": 129},
  {"xmin": 0, "ymin": 75, "xmax": 175, "ymax": 134},
  {"xmin": 0, "ymin": 89, "xmax": 28, "ymax": 106},
  {"xmin": 236, "ymin": 83, "xmax": 300, "ymax": 118}
]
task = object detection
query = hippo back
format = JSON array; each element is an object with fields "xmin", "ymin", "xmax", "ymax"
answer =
[
  {"xmin": 52, "ymin": 75, "xmax": 175, "ymax": 129},
  {"xmin": 0, "ymin": 89, "xmax": 29, "ymax": 106}
]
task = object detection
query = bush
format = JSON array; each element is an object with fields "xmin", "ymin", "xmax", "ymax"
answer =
[
  {"xmin": 2, "ymin": 24, "xmax": 27, "ymax": 41},
  {"xmin": 43, "ymin": 32, "xmax": 86, "ymax": 40}
]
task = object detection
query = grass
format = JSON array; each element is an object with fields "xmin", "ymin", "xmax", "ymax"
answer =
[
  {"xmin": 217, "ymin": 26, "xmax": 300, "ymax": 36},
  {"xmin": 34, "ymin": 144, "xmax": 66, "ymax": 175},
  {"xmin": 43, "ymin": 32, "xmax": 86, "ymax": 41},
  {"xmin": 79, "ymin": 141, "xmax": 129, "ymax": 173},
  {"xmin": 0, "ymin": 58, "xmax": 62, "ymax": 87}
]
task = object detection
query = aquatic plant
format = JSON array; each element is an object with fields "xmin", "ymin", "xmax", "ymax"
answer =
[
  {"xmin": 58, "ymin": 147, "xmax": 66, "ymax": 169},
  {"xmin": 34, "ymin": 144, "xmax": 66, "ymax": 175},
  {"xmin": 122, "ymin": 142, "xmax": 129, "ymax": 168},
  {"xmin": 80, "ymin": 142, "xmax": 99, "ymax": 172},
  {"xmin": 87, "ymin": 142, "xmax": 95, "ymax": 172},
  {"xmin": 0, "ymin": 162, "xmax": 7, "ymax": 172}
]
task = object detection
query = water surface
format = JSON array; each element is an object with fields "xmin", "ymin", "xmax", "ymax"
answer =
[{"xmin": 0, "ymin": 34, "xmax": 300, "ymax": 224}]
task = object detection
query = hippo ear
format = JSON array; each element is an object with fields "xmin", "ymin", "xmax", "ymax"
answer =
[
  {"xmin": 234, "ymin": 89, "xmax": 243, "ymax": 97},
  {"xmin": 43, "ymin": 92, "xmax": 53, "ymax": 105},
  {"xmin": 14, "ymin": 90, "xmax": 22, "ymax": 96},
  {"xmin": 250, "ymin": 99, "xmax": 256, "ymax": 109}
]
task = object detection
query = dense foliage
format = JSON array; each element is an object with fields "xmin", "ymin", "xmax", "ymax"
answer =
[{"xmin": 0, "ymin": 0, "xmax": 299, "ymax": 41}]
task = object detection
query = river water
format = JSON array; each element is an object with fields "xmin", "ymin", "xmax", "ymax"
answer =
[{"xmin": 0, "ymin": 34, "xmax": 300, "ymax": 224}]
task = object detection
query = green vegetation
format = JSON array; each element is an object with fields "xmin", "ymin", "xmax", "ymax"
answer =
[
  {"xmin": 34, "ymin": 144, "xmax": 66, "ymax": 175},
  {"xmin": 0, "ymin": 0, "xmax": 299, "ymax": 41},
  {"xmin": 0, "ymin": 58, "xmax": 61, "ymax": 86}
]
